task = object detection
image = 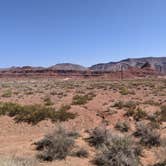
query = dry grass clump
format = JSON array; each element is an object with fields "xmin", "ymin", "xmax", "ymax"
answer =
[
  {"xmin": 143, "ymin": 100, "xmax": 160, "ymax": 106},
  {"xmin": 159, "ymin": 105, "xmax": 166, "ymax": 122},
  {"xmin": 125, "ymin": 107, "xmax": 147, "ymax": 121},
  {"xmin": 115, "ymin": 121, "xmax": 130, "ymax": 132},
  {"xmin": 71, "ymin": 148, "xmax": 89, "ymax": 158},
  {"xmin": 134, "ymin": 122, "xmax": 161, "ymax": 147},
  {"xmin": 152, "ymin": 161, "xmax": 166, "ymax": 166},
  {"xmin": 86, "ymin": 126, "xmax": 111, "ymax": 149},
  {"xmin": 113, "ymin": 100, "xmax": 137, "ymax": 109},
  {"xmin": 35, "ymin": 126, "xmax": 79, "ymax": 161},
  {"xmin": 93, "ymin": 135, "xmax": 141, "ymax": 166},
  {"xmin": 112, "ymin": 101, "xmax": 124, "ymax": 109},
  {"xmin": 87, "ymin": 126, "xmax": 142, "ymax": 166},
  {"xmin": 0, "ymin": 102, "xmax": 76, "ymax": 124},
  {"xmin": 147, "ymin": 105, "xmax": 166, "ymax": 125},
  {"xmin": 0, "ymin": 156, "xmax": 37, "ymax": 166}
]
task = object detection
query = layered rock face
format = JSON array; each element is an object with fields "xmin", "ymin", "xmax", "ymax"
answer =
[{"xmin": 90, "ymin": 57, "xmax": 166, "ymax": 74}]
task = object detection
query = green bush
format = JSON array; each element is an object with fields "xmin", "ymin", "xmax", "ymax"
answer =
[
  {"xmin": 119, "ymin": 86, "xmax": 129, "ymax": 95},
  {"xmin": 1, "ymin": 89, "xmax": 12, "ymax": 98},
  {"xmin": 0, "ymin": 102, "xmax": 76, "ymax": 124},
  {"xmin": 72, "ymin": 92, "xmax": 95, "ymax": 105},
  {"xmin": 0, "ymin": 102, "xmax": 22, "ymax": 116},
  {"xmin": 52, "ymin": 105, "xmax": 76, "ymax": 122}
]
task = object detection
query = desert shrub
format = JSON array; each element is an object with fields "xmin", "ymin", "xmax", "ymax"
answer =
[
  {"xmin": 152, "ymin": 160, "xmax": 166, "ymax": 166},
  {"xmin": 148, "ymin": 121, "xmax": 160, "ymax": 129},
  {"xmin": 159, "ymin": 105, "xmax": 166, "ymax": 122},
  {"xmin": 14, "ymin": 105, "xmax": 54, "ymax": 124},
  {"xmin": 43, "ymin": 96, "xmax": 54, "ymax": 106},
  {"xmin": 119, "ymin": 86, "xmax": 129, "ymax": 95},
  {"xmin": 0, "ymin": 102, "xmax": 76, "ymax": 124},
  {"xmin": 133, "ymin": 108, "xmax": 147, "ymax": 121},
  {"xmin": 1, "ymin": 89, "xmax": 12, "ymax": 98},
  {"xmin": 125, "ymin": 107, "xmax": 147, "ymax": 121},
  {"xmin": 143, "ymin": 100, "xmax": 160, "ymax": 106},
  {"xmin": 93, "ymin": 135, "xmax": 140, "ymax": 166},
  {"xmin": 134, "ymin": 122, "xmax": 148, "ymax": 137},
  {"xmin": 0, "ymin": 156, "xmax": 37, "ymax": 166},
  {"xmin": 148, "ymin": 113, "xmax": 160, "ymax": 123},
  {"xmin": 71, "ymin": 148, "xmax": 89, "ymax": 158},
  {"xmin": 125, "ymin": 107, "xmax": 135, "ymax": 117},
  {"xmin": 134, "ymin": 123, "xmax": 161, "ymax": 147},
  {"xmin": 115, "ymin": 121, "xmax": 130, "ymax": 132},
  {"xmin": 0, "ymin": 102, "xmax": 22, "ymax": 116},
  {"xmin": 72, "ymin": 92, "xmax": 95, "ymax": 105},
  {"xmin": 124, "ymin": 101, "xmax": 137, "ymax": 109},
  {"xmin": 52, "ymin": 105, "xmax": 76, "ymax": 122},
  {"xmin": 86, "ymin": 126, "xmax": 110, "ymax": 149},
  {"xmin": 35, "ymin": 127, "xmax": 77, "ymax": 161},
  {"xmin": 112, "ymin": 100, "xmax": 137, "ymax": 109},
  {"xmin": 148, "ymin": 106, "xmax": 166, "ymax": 124},
  {"xmin": 112, "ymin": 101, "xmax": 124, "ymax": 109}
]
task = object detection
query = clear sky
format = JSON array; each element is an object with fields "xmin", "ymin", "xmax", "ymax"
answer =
[{"xmin": 0, "ymin": 0, "xmax": 166, "ymax": 67}]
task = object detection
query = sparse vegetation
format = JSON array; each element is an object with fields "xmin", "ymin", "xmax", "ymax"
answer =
[
  {"xmin": 0, "ymin": 78, "xmax": 165, "ymax": 166},
  {"xmin": 35, "ymin": 126, "xmax": 78, "ymax": 161},
  {"xmin": 0, "ymin": 102, "xmax": 76, "ymax": 124}
]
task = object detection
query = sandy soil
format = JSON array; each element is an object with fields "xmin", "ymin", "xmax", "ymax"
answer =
[{"xmin": 0, "ymin": 78, "xmax": 165, "ymax": 165}]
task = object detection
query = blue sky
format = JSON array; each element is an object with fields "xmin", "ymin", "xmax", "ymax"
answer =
[{"xmin": 0, "ymin": 0, "xmax": 166, "ymax": 67}]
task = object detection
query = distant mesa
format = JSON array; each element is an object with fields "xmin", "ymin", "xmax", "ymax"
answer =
[{"xmin": 49, "ymin": 63, "xmax": 87, "ymax": 71}]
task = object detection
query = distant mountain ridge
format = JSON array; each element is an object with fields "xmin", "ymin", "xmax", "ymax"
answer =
[
  {"xmin": 90, "ymin": 57, "xmax": 166, "ymax": 74},
  {"xmin": 0, "ymin": 57, "xmax": 166, "ymax": 74}
]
